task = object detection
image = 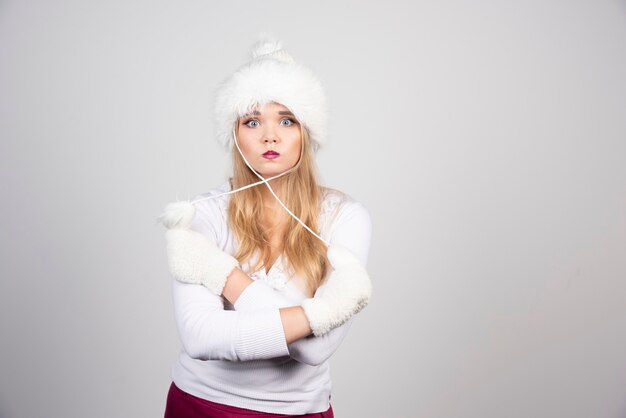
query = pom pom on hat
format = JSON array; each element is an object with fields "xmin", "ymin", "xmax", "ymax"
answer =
[{"xmin": 251, "ymin": 38, "xmax": 295, "ymax": 63}]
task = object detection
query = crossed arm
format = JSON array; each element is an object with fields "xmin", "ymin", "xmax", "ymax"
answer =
[
  {"xmin": 222, "ymin": 268, "xmax": 312, "ymax": 344},
  {"xmin": 169, "ymin": 199, "xmax": 371, "ymax": 365}
]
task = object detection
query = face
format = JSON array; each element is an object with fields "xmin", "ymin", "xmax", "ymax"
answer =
[{"xmin": 236, "ymin": 102, "xmax": 303, "ymax": 178}]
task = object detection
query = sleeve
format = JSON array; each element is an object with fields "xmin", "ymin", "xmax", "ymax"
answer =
[
  {"xmin": 169, "ymin": 195, "xmax": 290, "ymax": 362},
  {"xmin": 188, "ymin": 197, "xmax": 220, "ymax": 244},
  {"xmin": 172, "ymin": 280, "xmax": 289, "ymax": 361},
  {"xmin": 233, "ymin": 200, "xmax": 372, "ymax": 366}
]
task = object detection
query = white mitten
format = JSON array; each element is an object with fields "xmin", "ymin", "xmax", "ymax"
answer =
[
  {"xmin": 301, "ymin": 244, "xmax": 372, "ymax": 336},
  {"xmin": 159, "ymin": 201, "xmax": 239, "ymax": 295}
]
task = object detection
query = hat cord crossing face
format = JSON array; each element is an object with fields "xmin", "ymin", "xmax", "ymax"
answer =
[
  {"xmin": 168, "ymin": 37, "xmax": 329, "ymax": 246},
  {"xmin": 231, "ymin": 125, "xmax": 329, "ymax": 247}
]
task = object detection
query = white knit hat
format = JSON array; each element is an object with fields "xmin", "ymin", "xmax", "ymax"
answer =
[{"xmin": 213, "ymin": 37, "xmax": 328, "ymax": 152}]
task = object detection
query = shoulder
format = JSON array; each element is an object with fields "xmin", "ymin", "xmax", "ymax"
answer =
[
  {"xmin": 187, "ymin": 180, "xmax": 232, "ymax": 240},
  {"xmin": 191, "ymin": 180, "xmax": 232, "ymax": 215},
  {"xmin": 319, "ymin": 187, "xmax": 372, "ymax": 265},
  {"xmin": 319, "ymin": 187, "xmax": 371, "ymax": 238}
]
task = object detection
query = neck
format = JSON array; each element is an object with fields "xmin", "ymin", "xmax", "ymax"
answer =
[{"xmin": 260, "ymin": 176, "xmax": 285, "ymax": 210}]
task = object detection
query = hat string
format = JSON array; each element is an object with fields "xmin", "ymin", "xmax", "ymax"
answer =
[{"xmin": 189, "ymin": 126, "xmax": 330, "ymax": 247}]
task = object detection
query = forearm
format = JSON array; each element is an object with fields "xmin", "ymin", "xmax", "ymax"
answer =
[
  {"xmin": 234, "ymin": 280, "xmax": 350, "ymax": 366},
  {"xmin": 172, "ymin": 280, "xmax": 288, "ymax": 361},
  {"xmin": 279, "ymin": 306, "xmax": 312, "ymax": 344},
  {"xmin": 222, "ymin": 268, "xmax": 312, "ymax": 344},
  {"xmin": 222, "ymin": 267, "xmax": 254, "ymax": 304},
  {"xmin": 233, "ymin": 279, "xmax": 352, "ymax": 364}
]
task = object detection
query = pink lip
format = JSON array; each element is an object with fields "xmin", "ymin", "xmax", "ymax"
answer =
[{"xmin": 262, "ymin": 151, "xmax": 280, "ymax": 159}]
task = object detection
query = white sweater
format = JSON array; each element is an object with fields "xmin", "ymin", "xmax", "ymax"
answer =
[{"xmin": 169, "ymin": 181, "xmax": 372, "ymax": 415}]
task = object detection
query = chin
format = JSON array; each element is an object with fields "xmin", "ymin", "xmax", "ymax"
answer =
[
  {"xmin": 254, "ymin": 164, "xmax": 295, "ymax": 178},
  {"xmin": 259, "ymin": 171, "xmax": 282, "ymax": 178}
]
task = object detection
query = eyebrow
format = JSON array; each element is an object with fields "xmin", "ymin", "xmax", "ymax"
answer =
[{"xmin": 246, "ymin": 110, "xmax": 295, "ymax": 116}]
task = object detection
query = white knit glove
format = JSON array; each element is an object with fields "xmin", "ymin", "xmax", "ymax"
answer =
[
  {"xmin": 301, "ymin": 244, "xmax": 372, "ymax": 336},
  {"xmin": 159, "ymin": 201, "xmax": 239, "ymax": 296}
]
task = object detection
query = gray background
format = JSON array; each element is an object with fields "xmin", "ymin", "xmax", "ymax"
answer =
[{"xmin": 1, "ymin": 1, "xmax": 625, "ymax": 417}]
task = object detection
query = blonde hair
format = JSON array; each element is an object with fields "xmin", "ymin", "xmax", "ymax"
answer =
[{"xmin": 227, "ymin": 121, "xmax": 329, "ymax": 296}]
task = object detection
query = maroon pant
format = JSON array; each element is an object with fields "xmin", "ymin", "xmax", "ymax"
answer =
[{"xmin": 164, "ymin": 382, "xmax": 335, "ymax": 418}]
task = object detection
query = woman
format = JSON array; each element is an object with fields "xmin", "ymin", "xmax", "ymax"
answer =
[{"xmin": 159, "ymin": 37, "xmax": 372, "ymax": 418}]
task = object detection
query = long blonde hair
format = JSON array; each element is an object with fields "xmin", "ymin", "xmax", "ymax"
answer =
[{"xmin": 227, "ymin": 122, "xmax": 329, "ymax": 295}]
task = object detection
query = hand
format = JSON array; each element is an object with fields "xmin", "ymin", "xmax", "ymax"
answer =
[
  {"xmin": 161, "ymin": 200, "xmax": 239, "ymax": 296},
  {"xmin": 301, "ymin": 244, "xmax": 372, "ymax": 336}
]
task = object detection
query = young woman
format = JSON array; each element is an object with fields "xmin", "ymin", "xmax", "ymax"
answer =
[{"xmin": 159, "ymin": 38, "xmax": 372, "ymax": 418}]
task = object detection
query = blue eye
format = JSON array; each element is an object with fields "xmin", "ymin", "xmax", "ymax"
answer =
[
  {"xmin": 244, "ymin": 119, "xmax": 259, "ymax": 128},
  {"xmin": 281, "ymin": 118, "xmax": 295, "ymax": 126}
]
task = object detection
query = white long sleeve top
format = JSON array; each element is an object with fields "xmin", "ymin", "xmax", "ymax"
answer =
[{"xmin": 169, "ymin": 180, "xmax": 372, "ymax": 415}]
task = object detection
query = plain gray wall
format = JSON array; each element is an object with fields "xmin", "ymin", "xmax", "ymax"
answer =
[{"xmin": 1, "ymin": 1, "xmax": 625, "ymax": 417}]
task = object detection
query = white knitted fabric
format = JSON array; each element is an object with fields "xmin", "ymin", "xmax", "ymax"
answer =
[{"xmin": 169, "ymin": 181, "xmax": 372, "ymax": 415}]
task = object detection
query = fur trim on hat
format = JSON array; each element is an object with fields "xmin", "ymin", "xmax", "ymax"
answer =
[{"xmin": 213, "ymin": 36, "xmax": 328, "ymax": 152}]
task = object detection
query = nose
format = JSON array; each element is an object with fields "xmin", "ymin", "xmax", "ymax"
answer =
[{"xmin": 263, "ymin": 129, "xmax": 279, "ymax": 144}]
